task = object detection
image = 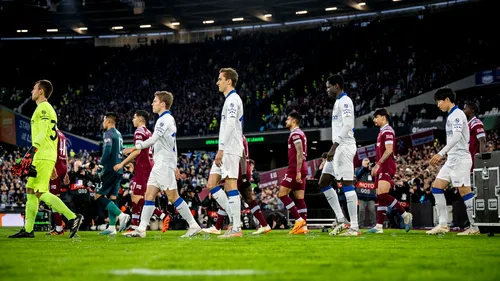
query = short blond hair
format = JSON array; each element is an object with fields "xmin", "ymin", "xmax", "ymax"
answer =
[
  {"xmin": 155, "ymin": 91, "xmax": 173, "ymax": 109},
  {"xmin": 219, "ymin": 68, "xmax": 239, "ymax": 87}
]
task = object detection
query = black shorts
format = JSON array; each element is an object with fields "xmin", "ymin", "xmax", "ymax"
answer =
[{"xmin": 96, "ymin": 173, "xmax": 122, "ymax": 197}]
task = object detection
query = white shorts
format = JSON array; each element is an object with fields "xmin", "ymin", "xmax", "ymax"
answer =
[
  {"xmin": 322, "ymin": 143, "xmax": 356, "ymax": 181},
  {"xmin": 436, "ymin": 158, "xmax": 472, "ymax": 187},
  {"xmin": 210, "ymin": 153, "xmax": 240, "ymax": 179},
  {"xmin": 147, "ymin": 166, "xmax": 177, "ymax": 191}
]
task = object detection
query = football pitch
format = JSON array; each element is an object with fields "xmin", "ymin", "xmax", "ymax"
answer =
[{"xmin": 1, "ymin": 228, "xmax": 499, "ymax": 281}]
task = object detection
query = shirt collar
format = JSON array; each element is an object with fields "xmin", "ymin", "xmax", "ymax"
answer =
[
  {"xmin": 381, "ymin": 124, "xmax": 389, "ymax": 130},
  {"xmin": 226, "ymin": 89, "xmax": 237, "ymax": 99},
  {"xmin": 468, "ymin": 116, "xmax": 476, "ymax": 124},
  {"xmin": 159, "ymin": 110, "xmax": 171, "ymax": 118},
  {"xmin": 337, "ymin": 92, "xmax": 347, "ymax": 100},
  {"xmin": 448, "ymin": 105, "xmax": 458, "ymax": 116}
]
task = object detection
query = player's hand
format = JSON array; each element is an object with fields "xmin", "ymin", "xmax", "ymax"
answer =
[
  {"xmin": 240, "ymin": 175, "xmax": 251, "ymax": 190},
  {"xmin": 327, "ymin": 146, "xmax": 336, "ymax": 162},
  {"xmin": 371, "ymin": 165, "xmax": 379, "ymax": 177},
  {"xmin": 50, "ymin": 167, "xmax": 58, "ymax": 180},
  {"xmin": 429, "ymin": 154, "xmax": 442, "ymax": 166},
  {"xmin": 215, "ymin": 150, "xmax": 224, "ymax": 167},
  {"xmin": 296, "ymin": 172, "xmax": 303, "ymax": 184},
  {"xmin": 175, "ymin": 168, "xmax": 181, "ymax": 180},
  {"xmin": 63, "ymin": 173, "xmax": 70, "ymax": 185},
  {"xmin": 123, "ymin": 147, "xmax": 135, "ymax": 156},
  {"xmin": 113, "ymin": 163, "xmax": 123, "ymax": 172}
]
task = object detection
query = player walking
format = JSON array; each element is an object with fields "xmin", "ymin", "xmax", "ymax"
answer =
[
  {"xmin": 367, "ymin": 108, "xmax": 413, "ymax": 234},
  {"xmin": 428, "ymin": 88, "xmax": 473, "ymax": 235},
  {"xmin": 46, "ymin": 129, "xmax": 70, "ymax": 235},
  {"xmin": 94, "ymin": 112, "xmax": 131, "ymax": 235},
  {"xmin": 201, "ymin": 135, "xmax": 271, "ymax": 235},
  {"xmin": 278, "ymin": 112, "xmax": 309, "ymax": 234},
  {"xmin": 9, "ymin": 80, "xmax": 83, "ymax": 239},
  {"xmin": 123, "ymin": 91, "xmax": 201, "ymax": 238},
  {"xmin": 319, "ymin": 74, "xmax": 360, "ymax": 236},
  {"xmin": 211, "ymin": 68, "xmax": 245, "ymax": 238},
  {"xmin": 457, "ymin": 101, "xmax": 487, "ymax": 235}
]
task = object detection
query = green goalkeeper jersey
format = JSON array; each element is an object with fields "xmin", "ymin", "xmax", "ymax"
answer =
[{"xmin": 31, "ymin": 101, "xmax": 58, "ymax": 162}]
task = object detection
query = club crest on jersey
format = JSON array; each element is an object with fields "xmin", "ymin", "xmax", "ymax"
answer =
[
  {"xmin": 455, "ymin": 118, "xmax": 460, "ymax": 123},
  {"xmin": 159, "ymin": 122, "xmax": 164, "ymax": 127},
  {"xmin": 41, "ymin": 110, "xmax": 47, "ymax": 115},
  {"xmin": 344, "ymin": 104, "xmax": 348, "ymax": 108}
]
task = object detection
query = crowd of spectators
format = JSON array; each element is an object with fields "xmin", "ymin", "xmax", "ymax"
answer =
[
  {"xmin": 2, "ymin": 3, "xmax": 495, "ymax": 138},
  {"xmin": 261, "ymin": 3, "xmax": 497, "ymax": 131}
]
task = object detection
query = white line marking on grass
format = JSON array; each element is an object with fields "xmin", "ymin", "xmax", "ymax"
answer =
[{"xmin": 109, "ymin": 269, "xmax": 267, "ymax": 276}]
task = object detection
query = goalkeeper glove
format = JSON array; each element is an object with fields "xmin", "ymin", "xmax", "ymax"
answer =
[{"xmin": 11, "ymin": 146, "xmax": 38, "ymax": 177}]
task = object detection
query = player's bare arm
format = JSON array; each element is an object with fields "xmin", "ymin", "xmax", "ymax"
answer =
[
  {"xmin": 114, "ymin": 150, "xmax": 141, "ymax": 171},
  {"xmin": 372, "ymin": 143, "xmax": 393, "ymax": 177},
  {"xmin": 479, "ymin": 136, "xmax": 487, "ymax": 153},
  {"xmin": 294, "ymin": 140, "xmax": 304, "ymax": 184}
]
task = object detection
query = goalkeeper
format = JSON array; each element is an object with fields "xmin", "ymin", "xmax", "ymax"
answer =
[{"xmin": 9, "ymin": 80, "xmax": 83, "ymax": 239}]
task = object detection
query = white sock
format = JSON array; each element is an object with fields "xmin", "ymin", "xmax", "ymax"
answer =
[
  {"xmin": 433, "ymin": 192, "xmax": 448, "ymax": 226},
  {"xmin": 463, "ymin": 193, "xmax": 476, "ymax": 228},
  {"xmin": 375, "ymin": 224, "xmax": 383, "ymax": 229},
  {"xmin": 56, "ymin": 225, "xmax": 63, "ymax": 232},
  {"xmin": 211, "ymin": 186, "xmax": 232, "ymax": 223},
  {"xmin": 174, "ymin": 198, "xmax": 199, "ymax": 228},
  {"xmin": 159, "ymin": 213, "xmax": 166, "ymax": 220},
  {"xmin": 138, "ymin": 201, "xmax": 156, "ymax": 232},
  {"xmin": 345, "ymin": 190, "xmax": 359, "ymax": 231},
  {"xmin": 228, "ymin": 190, "xmax": 242, "ymax": 231},
  {"xmin": 322, "ymin": 186, "xmax": 346, "ymax": 222},
  {"xmin": 107, "ymin": 224, "xmax": 116, "ymax": 232}
]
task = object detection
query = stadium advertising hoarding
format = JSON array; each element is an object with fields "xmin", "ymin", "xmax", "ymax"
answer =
[
  {"xmin": 1, "ymin": 106, "xmax": 99, "ymax": 152},
  {"xmin": 125, "ymin": 130, "xmax": 320, "ymax": 150}
]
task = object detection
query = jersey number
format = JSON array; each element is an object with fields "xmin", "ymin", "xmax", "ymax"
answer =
[
  {"xmin": 50, "ymin": 120, "xmax": 57, "ymax": 141},
  {"xmin": 59, "ymin": 139, "xmax": 67, "ymax": 157}
]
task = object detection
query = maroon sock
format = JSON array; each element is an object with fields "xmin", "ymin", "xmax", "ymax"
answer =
[
  {"xmin": 53, "ymin": 211, "xmax": 63, "ymax": 227},
  {"xmin": 295, "ymin": 199, "xmax": 307, "ymax": 222},
  {"xmin": 153, "ymin": 207, "xmax": 163, "ymax": 217},
  {"xmin": 386, "ymin": 194, "xmax": 406, "ymax": 215},
  {"xmin": 215, "ymin": 207, "xmax": 227, "ymax": 230},
  {"xmin": 279, "ymin": 195, "xmax": 301, "ymax": 220},
  {"xmin": 376, "ymin": 194, "xmax": 388, "ymax": 225},
  {"xmin": 131, "ymin": 199, "xmax": 144, "ymax": 226},
  {"xmin": 248, "ymin": 200, "xmax": 268, "ymax": 227}
]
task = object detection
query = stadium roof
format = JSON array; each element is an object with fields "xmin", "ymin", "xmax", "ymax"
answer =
[{"xmin": 1, "ymin": 0, "xmax": 466, "ymax": 37}]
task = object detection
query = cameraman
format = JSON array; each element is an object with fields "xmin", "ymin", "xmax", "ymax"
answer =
[
  {"xmin": 67, "ymin": 160, "xmax": 99, "ymax": 229},
  {"xmin": 355, "ymin": 158, "xmax": 376, "ymax": 227}
]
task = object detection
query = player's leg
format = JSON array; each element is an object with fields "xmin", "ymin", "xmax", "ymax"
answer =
[
  {"xmin": 454, "ymin": 160, "xmax": 479, "ymax": 235},
  {"xmin": 293, "ymin": 186, "xmax": 308, "ymax": 234},
  {"xmin": 47, "ymin": 178, "xmax": 64, "ymax": 235},
  {"xmin": 277, "ymin": 175, "xmax": 305, "ymax": 234},
  {"xmin": 426, "ymin": 164, "xmax": 451, "ymax": 235},
  {"xmin": 129, "ymin": 181, "xmax": 143, "ymax": 229},
  {"xmin": 368, "ymin": 178, "xmax": 412, "ymax": 233},
  {"xmin": 319, "ymin": 161, "xmax": 347, "ymax": 227},
  {"xmin": 241, "ymin": 185, "xmax": 270, "ymax": 234},
  {"xmin": 207, "ymin": 164, "xmax": 232, "ymax": 221},
  {"xmin": 8, "ymin": 186, "xmax": 38, "ymax": 238},
  {"xmin": 337, "ymin": 144, "xmax": 360, "ymax": 236},
  {"xmin": 94, "ymin": 173, "xmax": 130, "ymax": 234},
  {"xmin": 161, "ymin": 168, "xmax": 201, "ymax": 238},
  {"xmin": 203, "ymin": 206, "xmax": 225, "ymax": 234},
  {"xmin": 124, "ymin": 184, "xmax": 160, "ymax": 237},
  {"xmin": 219, "ymin": 154, "xmax": 243, "ymax": 238}
]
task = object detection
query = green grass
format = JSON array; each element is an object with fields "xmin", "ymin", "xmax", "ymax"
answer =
[{"xmin": 1, "ymin": 227, "xmax": 499, "ymax": 281}]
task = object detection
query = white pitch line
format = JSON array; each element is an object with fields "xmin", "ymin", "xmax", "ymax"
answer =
[{"xmin": 109, "ymin": 269, "xmax": 267, "ymax": 276}]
